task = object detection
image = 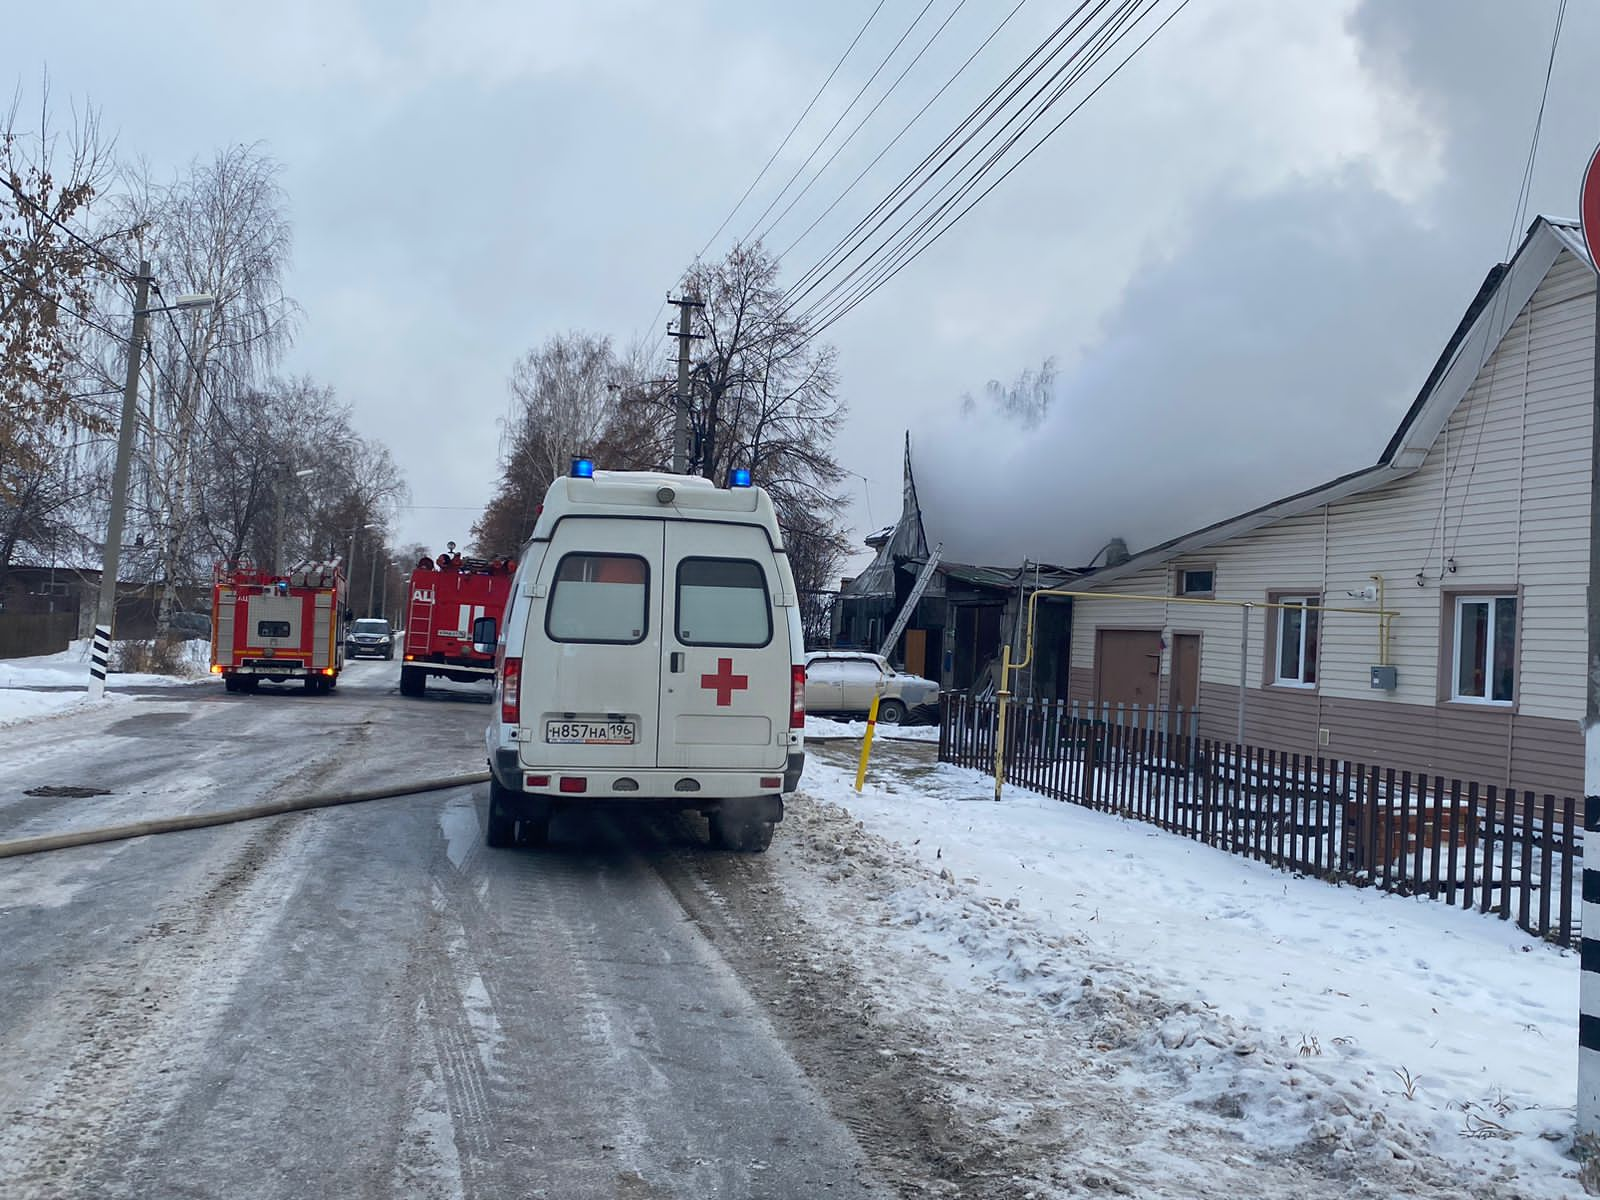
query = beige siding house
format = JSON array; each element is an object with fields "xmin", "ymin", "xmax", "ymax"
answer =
[{"xmin": 1067, "ymin": 217, "xmax": 1597, "ymax": 797}]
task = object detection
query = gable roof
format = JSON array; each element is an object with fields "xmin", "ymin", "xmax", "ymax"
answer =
[
  {"xmin": 843, "ymin": 433, "xmax": 931, "ymax": 597},
  {"xmin": 1080, "ymin": 216, "xmax": 1596, "ymax": 588}
]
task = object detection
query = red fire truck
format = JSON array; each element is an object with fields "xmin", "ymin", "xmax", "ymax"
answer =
[
  {"xmin": 400, "ymin": 550, "xmax": 515, "ymax": 697},
  {"xmin": 210, "ymin": 560, "xmax": 347, "ymax": 694}
]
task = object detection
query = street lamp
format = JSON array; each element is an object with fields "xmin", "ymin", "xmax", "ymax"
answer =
[
  {"xmin": 369, "ymin": 555, "xmax": 392, "ymax": 618},
  {"xmin": 347, "ymin": 521, "xmax": 379, "ymax": 585},
  {"xmin": 273, "ymin": 466, "xmax": 317, "ymax": 574},
  {"xmin": 88, "ymin": 263, "xmax": 217, "ymax": 700}
]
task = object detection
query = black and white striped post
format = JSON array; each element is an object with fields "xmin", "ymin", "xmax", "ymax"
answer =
[
  {"xmin": 86, "ymin": 261, "xmax": 153, "ymax": 702},
  {"xmin": 1581, "ymin": 142, "xmax": 1600, "ymax": 1140}
]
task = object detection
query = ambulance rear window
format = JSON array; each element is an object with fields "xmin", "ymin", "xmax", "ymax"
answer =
[
  {"xmin": 546, "ymin": 553, "xmax": 649, "ymax": 644},
  {"xmin": 258, "ymin": 620, "xmax": 291, "ymax": 638},
  {"xmin": 676, "ymin": 558, "xmax": 771, "ymax": 648}
]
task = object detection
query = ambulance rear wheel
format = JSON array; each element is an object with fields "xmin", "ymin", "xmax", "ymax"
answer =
[
  {"xmin": 486, "ymin": 781, "xmax": 516, "ymax": 848},
  {"xmin": 710, "ymin": 812, "xmax": 775, "ymax": 853},
  {"xmin": 516, "ymin": 809, "xmax": 550, "ymax": 848}
]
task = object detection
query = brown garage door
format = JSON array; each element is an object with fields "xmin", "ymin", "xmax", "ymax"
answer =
[{"xmin": 1094, "ymin": 629, "xmax": 1162, "ymax": 708}]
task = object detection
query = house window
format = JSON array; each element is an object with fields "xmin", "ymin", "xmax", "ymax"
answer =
[
  {"xmin": 1452, "ymin": 595, "xmax": 1516, "ymax": 704},
  {"xmin": 1177, "ymin": 567, "xmax": 1215, "ymax": 597},
  {"xmin": 1274, "ymin": 597, "xmax": 1319, "ymax": 687}
]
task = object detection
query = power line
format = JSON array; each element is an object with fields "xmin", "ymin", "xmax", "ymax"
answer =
[
  {"xmin": 775, "ymin": 0, "xmax": 1030, "ymax": 264},
  {"xmin": 694, "ymin": 0, "xmax": 890, "ymax": 263},
  {"xmin": 807, "ymin": 0, "xmax": 1190, "ymax": 339},
  {"xmin": 728, "ymin": 0, "xmax": 1183, "ymax": 364},
  {"xmin": 740, "ymin": 0, "xmax": 943, "ymax": 247},
  {"xmin": 1506, "ymin": 0, "xmax": 1567, "ymax": 258},
  {"xmin": 1, "ymin": 176, "xmax": 139, "ymax": 282},
  {"xmin": 780, "ymin": 0, "xmax": 1101, "ymax": 306},
  {"xmin": 688, "ymin": 0, "xmax": 1109, "ymax": 367},
  {"xmin": 0, "ymin": 262, "xmax": 129, "ymax": 344},
  {"xmin": 798, "ymin": 0, "xmax": 1159, "ymax": 330},
  {"xmin": 755, "ymin": 0, "xmax": 974, "ymax": 250}
]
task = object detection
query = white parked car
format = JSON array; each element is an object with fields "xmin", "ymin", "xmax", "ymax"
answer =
[{"xmin": 804, "ymin": 651, "xmax": 939, "ymax": 725}]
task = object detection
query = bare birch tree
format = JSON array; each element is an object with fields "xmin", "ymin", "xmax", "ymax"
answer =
[{"xmin": 115, "ymin": 145, "xmax": 297, "ymax": 628}]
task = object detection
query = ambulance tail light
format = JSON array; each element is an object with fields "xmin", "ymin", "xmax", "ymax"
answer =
[
  {"xmin": 790, "ymin": 664, "xmax": 805, "ymax": 729},
  {"xmin": 501, "ymin": 657, "xmax": 522, "ymax": 724}
]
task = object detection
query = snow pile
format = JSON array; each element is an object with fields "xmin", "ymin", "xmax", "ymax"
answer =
[
  {"xmin": 788, "ymin": 745, "xmax": 1583, "ymax": 1195},
  {"xmin": 803, "ymin": 715, "xmax": 941, "ymax": 742},
  {"xmin": 0, "ymin": 638, "xmax": 213, "ymax": 688},
  {"xmin": 0, "ymin": 689, "xmax": 132, "ymax": 729}
]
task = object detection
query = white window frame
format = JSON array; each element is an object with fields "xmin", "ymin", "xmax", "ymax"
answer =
[
  {"xmin": 1451, "ymin": 594, "xmax": 1516, "ymax": 706},
  {"xmin": 1273, "ymin": 596, "xmax": 1318, "ymax": 689},
  {"xmin": 1175, "ymin": 565, "xmax": 1215, "ymax": 597}
]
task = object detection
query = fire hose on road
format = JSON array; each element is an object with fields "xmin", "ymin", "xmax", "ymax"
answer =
[{"xmin": 0, "ymin": 771, "xmax": 491, "ymax": 861}]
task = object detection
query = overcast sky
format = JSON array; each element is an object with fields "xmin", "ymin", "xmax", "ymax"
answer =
[{"xmin": 10, "ymin": 0, "xmax": 1598, "ymax": 570}]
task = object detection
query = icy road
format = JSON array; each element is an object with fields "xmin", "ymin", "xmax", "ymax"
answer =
[{"xmin": 0, "ymin": 660, "xmax": 1580, "ymax": 1197}]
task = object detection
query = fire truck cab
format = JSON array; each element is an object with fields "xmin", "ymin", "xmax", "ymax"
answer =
[{"xmin": 210, "ymin": 560, "xmax": 346, "ymax": 694}]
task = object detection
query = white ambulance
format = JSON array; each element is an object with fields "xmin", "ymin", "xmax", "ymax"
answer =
[{"xmin": 477, "ymin": 462, "xmax": 807, "ymax": 852}]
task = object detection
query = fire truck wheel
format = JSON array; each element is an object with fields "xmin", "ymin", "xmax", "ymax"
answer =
[
  {"xmin": 399, "ymin": 666, "xmax": 424, "ymax": 697},
  {"xmin": 237, "ymin": 677, "xmax": 259, "ymax": 694},
  {"xmin": 224, "ymin": 676, "xmax": 239, "ymax": 693}
]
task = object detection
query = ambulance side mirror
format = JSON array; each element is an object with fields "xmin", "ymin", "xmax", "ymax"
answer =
[{"xmin": 472, "ymin": 615, "xmax": 498, "ymax": 654}]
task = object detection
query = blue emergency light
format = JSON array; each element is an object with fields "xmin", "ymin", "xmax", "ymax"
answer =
[
  {"xmin": 571, "ymin": 457, "xmax": 595, "ymax": 479},
  {"xmin": 728, "ymin": 468, "xmax": 752, "ymax": 488}
]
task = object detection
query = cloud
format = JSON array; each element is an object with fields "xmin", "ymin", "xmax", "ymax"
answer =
[{"xmin": 883, "ymin": 0, "xmax": 1595, "ymax": 569}]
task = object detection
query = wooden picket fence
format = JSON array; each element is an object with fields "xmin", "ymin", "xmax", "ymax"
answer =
[{"xmin": 939, "ymin": 695, "xmax": 1580, "ymax": 945}]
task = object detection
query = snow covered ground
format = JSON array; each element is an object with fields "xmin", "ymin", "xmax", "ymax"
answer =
[
  {"xmin": 0, "ymin": 638, "xmax": 213, "ymax": 689},
  {"xmin": 0, "ymin": 639, "xmax": 212, "ymax": 728},
  {"xmin": 804, "ymin": 714, "xmax": 941, "ymax": 742},
  {"xmin": 788, "ymin": 739, "xmax": 1584, "ymax": 1196}
]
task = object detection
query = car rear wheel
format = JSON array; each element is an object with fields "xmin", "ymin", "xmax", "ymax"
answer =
[{"xmin": 876, "ymin": 698, "xmax": 906, "ymax": 725}]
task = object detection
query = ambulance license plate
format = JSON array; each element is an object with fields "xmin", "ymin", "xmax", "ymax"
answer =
[{"xmin": 546, "ymin": 720, "xmax": 636, "ymax": 745}]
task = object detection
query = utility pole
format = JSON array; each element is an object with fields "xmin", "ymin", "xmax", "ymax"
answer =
[
  {"xmin": 1579, "ymin": 138, "xmax": 1600, "ymax": 1142},
  {"xmin": 88, "ymin": 261, "xmax": 154, "ymax": 700},
  {"xmin": 667, "ymin": 293, "xmax": 703, "ymax": 474}
]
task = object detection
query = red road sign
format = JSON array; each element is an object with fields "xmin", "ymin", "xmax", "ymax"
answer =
[{"xmin": 1582, "ymin": 140, "xmax": 1600, "ymax": 268}]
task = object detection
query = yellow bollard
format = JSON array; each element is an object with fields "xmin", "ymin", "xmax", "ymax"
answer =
[
  {"xmin": 993, "ymin": 643, "xmax": 1012, "ymax": 802},
  {"xmin": 854, "ymin": 691, "xmax": 881, "ymax": 792}
]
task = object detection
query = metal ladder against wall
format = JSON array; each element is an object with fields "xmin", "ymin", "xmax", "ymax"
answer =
[{"xmin": 878, "ymin": 542, "xmax": 943, "ymax": 660}]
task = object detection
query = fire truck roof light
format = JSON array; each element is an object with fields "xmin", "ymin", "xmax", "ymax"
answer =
[
  {"xmin": 728, "ymin": 468, "xmax": 752, "ymax": 488},
  {"xmin": 571, "ymin": 457, "xmax": 595, "ymax": 479}
]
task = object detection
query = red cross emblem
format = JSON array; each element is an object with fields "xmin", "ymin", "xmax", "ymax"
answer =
[{"xmin": 700, "ymin": 657, "xmax": 749, "ymax": 706}]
